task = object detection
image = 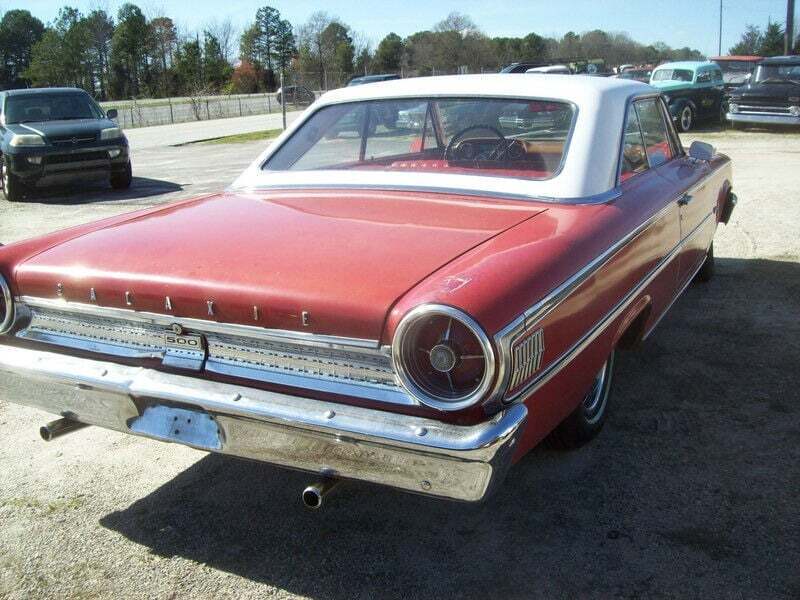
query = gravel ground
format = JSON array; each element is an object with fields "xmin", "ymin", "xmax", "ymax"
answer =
[{"xmin": 0, "ymin": 126, "xmax": 798, "ymax": 599}]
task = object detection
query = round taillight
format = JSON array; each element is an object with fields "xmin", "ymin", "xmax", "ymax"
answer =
[
  {"xmin": 0, "ymin": 273, "xmax": 13, "ymax": 334},
  {"xmin": 393, "ymin": 305, "xmax": 495, "ymax": 410}
]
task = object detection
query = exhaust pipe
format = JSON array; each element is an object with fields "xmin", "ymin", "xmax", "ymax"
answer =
[
  {"xmin": 302, "ymin": 478, "xmax": 341, "ymax": 510},
  {"xmin": 40, "ymin": 418, "xmax": 88, "ymax": 441}
]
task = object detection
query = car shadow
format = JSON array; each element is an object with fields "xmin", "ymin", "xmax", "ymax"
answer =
[
  {"xmin": 19, "ymin": 177, "xmax": 182, "ymax": 205},
  {"xmin": 99, "ymin": 256, "xmax": 800, "ymax": 598}
]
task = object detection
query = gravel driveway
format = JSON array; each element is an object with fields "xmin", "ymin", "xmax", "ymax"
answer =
[{"xmin": 0, "ymin": 126, "xmax": 798, "ymax": 599}]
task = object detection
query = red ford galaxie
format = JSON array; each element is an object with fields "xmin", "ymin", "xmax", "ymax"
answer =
[{"xmin": 0, "ymin": 75, "xmax": 735, "ymax": 506}]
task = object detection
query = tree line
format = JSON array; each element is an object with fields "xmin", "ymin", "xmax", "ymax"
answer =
[
  {"xmin": 1, "ymin": 5, "xmax": 791, "ymax": 101},
  {"xmin": 729, "ymin": 19, "xmax": 797, "ymax": 56}
]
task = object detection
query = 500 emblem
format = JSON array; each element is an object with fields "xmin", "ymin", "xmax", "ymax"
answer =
[{"xmin": 164, "ymin": 332, "xmax": 205, "ymax": 350}]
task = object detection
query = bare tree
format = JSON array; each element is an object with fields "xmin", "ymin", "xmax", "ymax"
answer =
[
  {"xmin": 434, "ymin": 12, "xmax": 479, "ymax": 36},
  {"xmin": 205, "ymin": 17, "xmax": 236, "ymax": 64}
]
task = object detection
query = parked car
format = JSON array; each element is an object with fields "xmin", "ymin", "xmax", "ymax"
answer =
[
  {"xmin": 649, "ymin": 61, "xmax": 725, "ymax": 131},
  {"xmin": 0, "ymin": 75, "xmax": 735, "ymax": 507},
  {"xmin": 0, "ymin": 87, "xmax": 131, "ymax": 202},
  {"xmin": 526, "ymin": 65, "xmax": 571, "ymax": 74},
  {"xmin": 617, "ymin": 68, "xmax": 652, "ymax": 83},
  {"xmin": 347, "ymin": 74, "xmax": 400, "ymax": 86},
  {"xmin": 276, "ymin": 85, "xmax": 315, "ymax": 106},
  {"xmin": 500, "ymin": 62, "xmax": 547, "ymax": 73},
  {"xmin": 710, "ymin": 55, "xmax": 762, "ymax": 90},
  {"xmin": 726, "ymin": 55, "xmax": 800, "ymax": 128}
]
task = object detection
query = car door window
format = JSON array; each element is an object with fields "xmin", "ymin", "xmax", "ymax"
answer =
[
  {"xmin": 620, "ymin": 103, "xmax": 649, "ymax": 182},
  {"xmin": 659, "ymin": 98, "xmax": 684, "ymax": 157},
  {"xmin": 696, "ymin": 71, "xmax": 711, "ymax": 84},
  {"xmin": 635, "ymin": 99, "xmax": 674, "ymax": 168}
]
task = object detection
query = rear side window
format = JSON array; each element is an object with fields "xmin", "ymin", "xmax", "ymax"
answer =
[
  {"xmin": 620, "ymin": 104, "xmax": 648, "ymax": 181},
  {"xmin": 634, "ymin": 99, "xmax": 674, "ymax": 168}
]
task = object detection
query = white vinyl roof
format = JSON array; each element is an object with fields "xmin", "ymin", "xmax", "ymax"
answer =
[{"xmin": 232, "ymin": 74, "xmax": 656, "ymax": 201}]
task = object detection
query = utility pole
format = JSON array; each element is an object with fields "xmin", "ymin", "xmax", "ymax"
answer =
[
  {"xmin": 718, "ymin": 0, "xmax": 723, "ymax": 56},
  {"xmin": 786, "ymin": 0, "xmax": 796, "ymax": 55}
]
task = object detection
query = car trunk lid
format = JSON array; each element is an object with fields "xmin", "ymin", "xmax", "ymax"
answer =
[{"xmin": 13, "ymin": 190, "xmax": 544, "ymax": 340}]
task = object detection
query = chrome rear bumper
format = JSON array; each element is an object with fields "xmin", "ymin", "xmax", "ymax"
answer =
[
  {"xmin": 0, "ymin": 344, "xmax": 526, "ymax": 502},
  {"xmin": 727, "ymin": 113, "xmax": 800, "ymax": 126}
]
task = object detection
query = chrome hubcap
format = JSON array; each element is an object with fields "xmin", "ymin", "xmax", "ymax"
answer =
[
  {"xmin": 681, "ymin": 107, "xmax": 692, "ymax": 130},
  {"xmin": 581, "ymin": 360, "xmax": 610, "ymax": 424}
]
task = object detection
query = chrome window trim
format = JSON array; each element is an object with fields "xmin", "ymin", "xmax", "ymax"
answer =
[
  {"xmin": 614, "ymin": 91, "xmax": 664, "ymax": 187},
  {"xmin": 392, "ymin": 304, "xmax": 496, "ymax": 411},
  {"xmin": 15, "ymin": 296, "xmax": 379, "ymax": 350},
  {"xmin": 0, "ymin": 274, "xmax": 13, "ymax": 334},
  {"xmin": 495, "ymin": 209, "xmax": 715, "ymax": 405},
  {"xmin": 234, "ymin": 183, "xmax": 624, "ymax": 206}
]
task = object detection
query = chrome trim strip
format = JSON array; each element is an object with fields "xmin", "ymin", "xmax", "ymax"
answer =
[
  {"xmin": 0, "ymin": 274, "xmax": 13, "ymax": 334},
  {"xmin": 492, "ymin": 199, "xmax": 675, "ymax": 378},
  {"xmin": 491, "ymin": 170, "xmax": 721, "ymax": 404},
  {"xmin": 15, "ymin": 297, "xmax": 379, "ymax": 350},
  {"xmin": 235, "ymin": 182, "xmax": 539, "ymax": 203},
  {"xmin": 392, "ymin": 304, "xmax": 496, "ymax": 411},
  {"xmin": 0, "ymin": 344, "xmax": 527, "ymax": 501},
  {"xmin": 204, "ymin": 359, "xmax": 414, "ymax": 405},
  {"xmin": 506, "ymin": 210, "xmax": 715, "ymax": 403}
]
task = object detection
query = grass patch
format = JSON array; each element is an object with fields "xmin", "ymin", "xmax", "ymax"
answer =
[{"xmin": 200, "ymin": 128, "xmax": 283, "ymax": 145}]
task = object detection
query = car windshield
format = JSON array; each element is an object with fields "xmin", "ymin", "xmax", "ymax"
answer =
[
  {"xmin": 4, "ymin": 93, "xmax": 103, "ymax": 124},
  {"xmin": 754, "ymin": 63, "xmax": 800, "ymax": 83},
  {"xmin": 263, "ymin": 97, "xmax": 575, "ymax": 180},
  {"xmin": 651, "ymin": 69, "xmax": 694, "ymax": 82},
  {"xmin": 716, "ymin": 61, "xmax": 756, "ymax": 73}
]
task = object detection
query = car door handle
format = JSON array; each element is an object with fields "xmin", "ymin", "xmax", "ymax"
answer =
[{"xmin": 678, "ymin": 193, "xmax": 693, "ymax": 206}]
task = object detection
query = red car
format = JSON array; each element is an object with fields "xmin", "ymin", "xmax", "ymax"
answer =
[{"xmin": 0, "ymin": 75, "xmax": 736, "ymax": 507}]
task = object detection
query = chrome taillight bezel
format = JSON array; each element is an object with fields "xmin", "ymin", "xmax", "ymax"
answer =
[{"xmin": 392, "ymin": 304, "xmax": 496, "ymax": 411}]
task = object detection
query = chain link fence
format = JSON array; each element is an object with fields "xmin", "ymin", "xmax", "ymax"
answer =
[
  {"xmin": 95, "ymin": 68, "xmax": 498, "ymax": 130},
  {"xmin": 98, "ymin": 92, "xmax": 319, "ymax": 129}
]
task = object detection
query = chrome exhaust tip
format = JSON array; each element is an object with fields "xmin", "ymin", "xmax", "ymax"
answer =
[
  {"xmin": 302, "ymin": 478, "xmax": 340, "ymax": 510},
  {"xmin": 40, "ymin": 418, "xmax": 88, "ymax": 441}
]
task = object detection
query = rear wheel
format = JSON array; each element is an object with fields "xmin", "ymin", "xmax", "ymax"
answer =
[
  {"xmin": 1, "ymin": 156, "xmax": 24, "ymax": 202},
  {"xmin": 110, "ymin": 161, "xmax": 132, "ymax": 190},
  {"xmin": 677, "ymin": 104, "xmax": 695, "ymax": 132},
  {"xmin": 548, "ymin": 351, "xmax": 616, "ymax": 449}
]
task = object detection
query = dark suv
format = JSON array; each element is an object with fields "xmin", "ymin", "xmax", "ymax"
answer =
[{"xmin": 0, "ymin": 87, "xmax": 131, "ymax": 202}]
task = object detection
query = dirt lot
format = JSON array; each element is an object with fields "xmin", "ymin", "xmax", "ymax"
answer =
[{"xmin": 0, "ymin": 126, "xmax": 798, "ymax": 599}]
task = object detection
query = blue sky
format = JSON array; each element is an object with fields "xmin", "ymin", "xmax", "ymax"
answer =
[{"xmin": 21, "ymin": 0, "xmax": 797, "ymax": 56}]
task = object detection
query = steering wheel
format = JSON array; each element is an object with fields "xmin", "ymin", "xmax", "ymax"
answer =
[{"xmin": 444, "ymin": 124, "xmax": 510, "ymax": 161}]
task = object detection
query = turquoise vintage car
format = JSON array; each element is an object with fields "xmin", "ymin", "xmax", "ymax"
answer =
[{"xmin": 649, "ymin": 61, "xmax": 726, "ymax": 131}]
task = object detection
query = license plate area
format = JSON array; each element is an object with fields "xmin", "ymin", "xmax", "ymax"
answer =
[{"xmin": 129, "ymin": 405, "xmax": 221, "ymax": 451}]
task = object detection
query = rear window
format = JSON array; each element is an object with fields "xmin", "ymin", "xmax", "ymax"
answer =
[
  {"xmin": 263, "ymin": 97, "xmax": 576, "ymax": 180},
  {"xmin": 652, "ymin": 69, "xmax": 694, "ymax": 82}
]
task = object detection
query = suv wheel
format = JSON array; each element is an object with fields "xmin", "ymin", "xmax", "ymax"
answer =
[
  {"xmin": 110, "ymin": 161, "xmax": 132, "ymax": 190},
  {"xmin": 1, "ymin": 156, "xmax": 24, "ymax": 202}
]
